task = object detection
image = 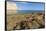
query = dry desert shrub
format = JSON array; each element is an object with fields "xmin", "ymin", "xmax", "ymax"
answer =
[{"xmin": 7, "ymin": 13, "xmax": 45, "ymax": 31}]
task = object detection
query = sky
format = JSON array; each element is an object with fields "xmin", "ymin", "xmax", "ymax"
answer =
[
  {"xmin": 6, "ymin": 0, "xmax": 45, "ymax": 11},
  {"xmin": 15, "ymin": 2, "xmax": 44, "ymax": 10},
  {"xmin": 7, "ymin": 1, "xmax": 45, "ymax": 11},
  {"xmin": 7, "ymin": 1, "xmax": 45, "ymax": 14}
]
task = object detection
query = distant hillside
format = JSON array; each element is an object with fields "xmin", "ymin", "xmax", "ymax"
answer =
[
  {"xmin": 7, "ymin": 10, "xmax": 44, "ymax": 15},
  {"xmin": 17, "ymin": 10, "xmax": 44, "ymax": 14}
]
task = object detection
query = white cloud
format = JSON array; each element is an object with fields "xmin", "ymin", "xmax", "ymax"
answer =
[{"xmin": 17, "ymin": 6, "xmax": 22, "ymax": 10}]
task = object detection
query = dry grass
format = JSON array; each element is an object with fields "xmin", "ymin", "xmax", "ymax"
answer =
[{"xmin": 7, "ymin": 13, "xmax": 45, "ymax": 31}]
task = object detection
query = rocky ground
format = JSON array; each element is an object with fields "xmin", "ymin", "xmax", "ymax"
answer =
[{"xmin": 7, "ymin": 13, "xmax": 45, "ymax": 31}]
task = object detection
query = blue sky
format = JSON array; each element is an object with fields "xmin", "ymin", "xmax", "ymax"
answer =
[{"xmin": 15, "ymin": 2, "xmax": 44, "ymax": 10}]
